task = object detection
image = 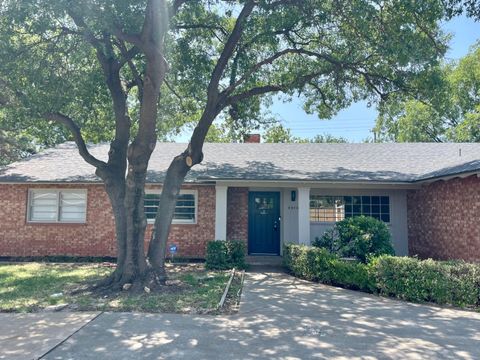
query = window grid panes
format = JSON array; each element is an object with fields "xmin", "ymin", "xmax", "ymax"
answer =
[
  {"xmin": 144, "ymin": 191, "xmax": 196, "ymax": 224},
  {"xmin": 310, "ymin": 195, "xmax": 390, "ymax": 223},
  {"xmin": 29, "ymin": 190, "xmax": 86, "ymax": 223},
  {"xmin": 309, "ymin": 196, "xmax": 345, "ymax": 222}
]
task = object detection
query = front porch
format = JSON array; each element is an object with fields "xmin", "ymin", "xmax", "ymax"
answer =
[
  {"xmin": 215, "ymin": 185, "xmax": 312, "ymax": 256},
  {"xmin": 213, "ymin": 182, "xmax": 409, "ymax": 258}
]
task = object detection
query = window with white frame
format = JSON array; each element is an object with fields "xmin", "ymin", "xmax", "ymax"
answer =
[
  {"xmin": 310, "ymin": 195, "xmax": 390, "ymax": 223},
  {"xmin": 310, "ymin": 196, "xmax": 345, "ymax": 222},
  {"xmin": 144, "ymin": 190, "xmax": 197, "ymax": 224},
  {"xmin": 28, "ymin": 189, "xmax": 87, "ymax": 223}
]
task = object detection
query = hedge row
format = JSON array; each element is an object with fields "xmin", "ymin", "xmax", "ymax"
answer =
[
  {"xmin": 205, "ymin": 240, "xmax": 247, "ymax": 270},
  {"xmin": 283, "ymin": 244, "xmax": 480, "ymax": 308}
]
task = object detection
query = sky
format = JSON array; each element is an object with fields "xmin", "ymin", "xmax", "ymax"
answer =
[
  {"xmin": 272, "ymin": 15, "xmax": 480, "ymax": 142},
  {"xmin": 175, "ymin": 15, "xmax": 480, "ymax": 143}
]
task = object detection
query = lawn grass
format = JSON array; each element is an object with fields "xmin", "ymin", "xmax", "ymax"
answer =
[{"xmin": 0, "ymin": 262, "xmax": 238, "ymax": 314}]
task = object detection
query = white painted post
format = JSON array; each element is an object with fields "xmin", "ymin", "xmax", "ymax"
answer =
[
  {"xmin": 215, "ymin": 185, "xmax": 228, "ymax": 240},
  {"xmin": 297, "ymin": 187, "xmax": 311, "ymax": 245}
]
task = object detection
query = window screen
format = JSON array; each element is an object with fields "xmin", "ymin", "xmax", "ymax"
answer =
[
  {"xmin": 29, "ymin": 190, "xmax": 87, "ymax": 223},
  {"xmin": 144, "ymin": 191, "xmax": 197, "ymax": 224}
]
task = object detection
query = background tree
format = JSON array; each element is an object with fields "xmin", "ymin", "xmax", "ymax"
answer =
[
  {"xmin": 374, "ymin": 45, "xmax": 480, "ymax": 142},
  {"xmin": 1, "ymin": 0, "xmax": 448, "ymax": 290},
  {"xmin": 311, "ymin": 134, "xmax": 349, "ymax": 143},
  {"xmin": 263, "ymin": 124, "xmax": 348, "ymax": 143},
  {"xmin": 442, "ymin": 0, "xmax": 480, "ymax": 20},
  {"xmin": 0, "ymin": 130, "xmax": 36, "ymax": 166},
  {"xmin": 264, "ymin": 125, "xmax": 302, "ymax": 143}
]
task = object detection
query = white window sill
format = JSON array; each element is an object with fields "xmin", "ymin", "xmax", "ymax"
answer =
[
  {"xmin": 27, "ymin": 221, "xmax": 87, "ymax": 224},
  {"xmin": 147, "ymin": 219, "xmax": 196, "ymax": 225}
]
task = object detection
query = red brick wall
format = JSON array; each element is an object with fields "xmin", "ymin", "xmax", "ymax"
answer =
[
  {"xmin": 144, "ymin": 185, "xmax": 215, "ymax": 258},
  {"xmin": 0, "ymin": 183, "xmax": 216, "ymax": 258},
  {"xmin": 227, "ymin": 187, "xmax": 248, "ymax": 246},
  {"xmin": 407, "ymin": 175, "xmax": 480, "ymax": 261}
]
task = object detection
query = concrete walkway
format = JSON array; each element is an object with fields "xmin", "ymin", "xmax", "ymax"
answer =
[
  {"xmin": 0, "ymin": 312, "xmax": 99, "ymax": 360},
  {"xmin": 2, "ymin": 271, "xmax": 480, "ymax": 359}
]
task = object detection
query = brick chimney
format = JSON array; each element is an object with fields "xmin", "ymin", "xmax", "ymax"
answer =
[{"xmin": 244, "ymin": 134, "xmax": 261, "ymax": 143}]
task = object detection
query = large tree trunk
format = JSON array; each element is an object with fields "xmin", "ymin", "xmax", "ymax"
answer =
[
  {"xmin": 105, "ymin": 180, "xmax": 127, "ymax": 284},
  {"xmin": 147, "ymin": 109, "xmax": 220, "ymax": 279},
  {"xmin": 147, "ymin": 155, "xmax": 190, "ymax": 282},
  {"xmin": 147, "ymin": 1, "xmax": 255, "ymax": 279},
  {"xmin": 120, "ymin": 142, "xmax": 151, "ymax": 289},
  {"xmin": 97, "ymin": 144, "xmax": 160, "ymax": 291},
  {"xmin": 99, "ymin": 0, "xmax": 168, "ymax": 290},
  {"xmin": 100, "ymin": 172, "xmax": 158, "ymax": 291}
]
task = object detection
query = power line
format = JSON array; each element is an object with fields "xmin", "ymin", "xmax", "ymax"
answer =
[{"xmin": 289, "ymin": 126, "xmax": 374, "ymax": 131}]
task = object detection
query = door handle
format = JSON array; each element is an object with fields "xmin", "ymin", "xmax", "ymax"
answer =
[{"xmin": 273, "ymin": 221, "xmax": 278, "ymax": 231}]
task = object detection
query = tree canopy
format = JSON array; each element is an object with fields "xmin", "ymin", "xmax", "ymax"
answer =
[
  {"xmin": 0, "ymin": 0, "xmax": 452, "ymax": 288},
  {"xmin": 1, "ymin": 0, "xmax": 448, "ymax": 149},
  {"xmin": 374, "ymin": 44, "xmax": 480, "ymax": 142}
]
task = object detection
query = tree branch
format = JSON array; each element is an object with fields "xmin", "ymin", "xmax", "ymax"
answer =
[
  {"xmin": 175, "ymin": 23, "xmax": 228, "ymax": 35},
  {"xmin": 112, "ymin": 27, "xmax": 143, "ymax": 49},
  {"xmin": 132, "ymin": 0, "xmax": 169, "ymax": 146},
  {"xmin": 208, "ymin": 0, "xmax": 256, "ymax": 96},
  {"xmin": 172, "ymin": 0, "xmax": 189, "ymax": 15},
  {"xmin": 115, "ymin": 41, "xmax": 143, "ymax": 100},
  {"xmin": 185, "ymin": 0, "xmax": 257, "ymax": 161},
  {"xmin": 118, "ymin": 45, "xmax": 141, "ymax": 67},
  {"xmin": 66, "ymin": 9, "xmax": 131, "ymax": 164},
  {"xmin": 44, "ymin": 112, "xmax": 107, "ymax": 169},
  {"xmin": 66, "ymin": 10, "xmax": 108, "ymax": 66},
  {"xmin": 225, "ymin": 84, "xmax": 283, "ymax": 106},
  {"xmin": 222, "ymin": 48, "xmax": 300, "ymax": 96}
]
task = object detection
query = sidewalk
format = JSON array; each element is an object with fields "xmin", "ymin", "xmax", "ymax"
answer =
[{"xmin": 0, "ymin": 312, "xmax": 99, "ymax": 360}]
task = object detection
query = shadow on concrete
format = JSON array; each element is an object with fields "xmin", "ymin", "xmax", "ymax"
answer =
[
  {"xmin": 41, "ymin": 272, "xmax": 480, "ymax": 359},
  {"xmin": 0, "ymin": 312, "xmax": 99, "ymax": 360}
]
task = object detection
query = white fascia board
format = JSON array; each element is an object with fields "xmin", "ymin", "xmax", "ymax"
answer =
[{"xmin": 210, "ymin": 179, "xmax": 421, "ymax": 190}]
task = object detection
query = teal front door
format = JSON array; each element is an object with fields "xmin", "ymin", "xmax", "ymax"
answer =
[{"xmin": 248, "ymin": 192, "xmax": 281, "ymax": 255}]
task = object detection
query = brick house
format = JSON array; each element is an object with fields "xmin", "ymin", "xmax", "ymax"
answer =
[{"xmin": 0, "ymin": 141, "xmax": 479, "ymax": 261}]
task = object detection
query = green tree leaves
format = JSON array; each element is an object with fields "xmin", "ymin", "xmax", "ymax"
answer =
[
  {"xmin": 0, "ymin": 0, "xmax": 451, "ymax": 161},
  {"xmin": 375, "ymin": 44, "xmax": 480, "ymax": 142},
  {"xmin": 263, "ymin": 124, "xmax": 348, "ymax": 143}
]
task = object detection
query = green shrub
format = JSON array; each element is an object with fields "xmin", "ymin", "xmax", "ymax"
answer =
[
  {"xmin": 205, "ymin": 240, "xmax": 247, "ymax": 270},
  {"xmin": 283, "ymin": 244, "xmax": 375, "ymax": 291},
  {"xmin": 371, "ymin": 256, "xmax": 480, "ymax": 307},
  {"xmin": 205, "ymin": 241, "xmax": 228, "ymax": 270},
  {"xmin": 225, "ymin": 240, "xmax": 247, "ymax": 269},
  {"xmin": 330, "ymin": 259, "xmax": 375, "ymax": 292},
  {"xmin": 313, "ymin": 216, "xmax": 394, "ymax": 262},
  {"xmin": 284, "ymin": 244, "xmax": 480, "ymax": 308}
]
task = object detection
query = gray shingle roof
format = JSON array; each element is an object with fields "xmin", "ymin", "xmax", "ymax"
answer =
[{"xmin": 0, "ymin": 142, "xmax": 479, "ymax": 183}]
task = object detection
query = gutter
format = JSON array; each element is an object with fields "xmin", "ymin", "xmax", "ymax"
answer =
[{"xmin": 414, "ymin": 170, "xmax": 480, "ymax": 184}]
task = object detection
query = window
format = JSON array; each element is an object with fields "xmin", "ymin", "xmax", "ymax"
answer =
[
  {"xmin": 310, "ymin": 195, "xmax": 390, "ymax": 223},
  {"xmin": 28, "ymin": 189, "xmax": 87, "ymax": 223},
  {"xmin": 144, "ymin": 190, "xmax": 197, "ymax": 224},
  {"xmin": 310, "ymin": 196, "xmax": 345, "ymax": 222}
]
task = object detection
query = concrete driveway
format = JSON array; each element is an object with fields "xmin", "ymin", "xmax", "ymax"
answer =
[{"xmin": 2, "ymin": 271, "xmax": 480, "ymax": 359}]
